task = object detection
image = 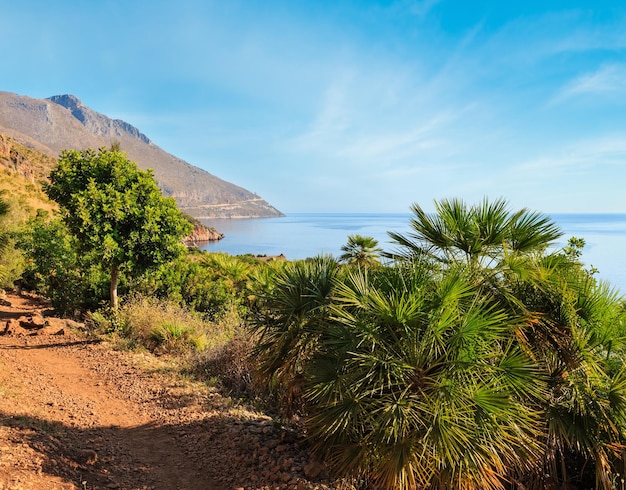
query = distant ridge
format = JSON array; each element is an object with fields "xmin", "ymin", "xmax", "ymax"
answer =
[
  {"xmin": 48, "ymin": 94, "xmax": 152, "ymax": 144},
  {"xmin": 0, "ymin": 91, "xmax": 283, "ymax": 219}
]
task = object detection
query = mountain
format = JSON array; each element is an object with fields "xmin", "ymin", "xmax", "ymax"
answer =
[{"xmin": 0, "ymin": 91, "xmax": 283, "ymax": 219}]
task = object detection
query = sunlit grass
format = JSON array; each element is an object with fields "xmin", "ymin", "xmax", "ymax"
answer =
[{"xmin": 92, "ymin": 294, "xmax": 240, "ymax": 355}]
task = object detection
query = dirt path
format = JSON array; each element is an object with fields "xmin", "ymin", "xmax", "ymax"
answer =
[{"xmin": 0, "ymin": 293, "xmax": 333, "ymax": 490}]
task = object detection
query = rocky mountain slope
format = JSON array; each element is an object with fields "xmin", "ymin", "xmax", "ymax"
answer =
[{"xmin": 0, "ymin": 91, "xmax": 283, "ymax": 219}]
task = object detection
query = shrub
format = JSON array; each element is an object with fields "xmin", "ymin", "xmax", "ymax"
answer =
[
  {"xmin": 251, "ymin": 201, "xmax": 626, "ymax": 489},
  {"xmin": 250, "ymin": 255, "xmax": 342, "ymax": 414},
  {"xmin": 18, "ymin": 215, "xmax": 111, "ymax": 314},
  {"xmin": 138, "ymin": 251, "xmax": 257, "ymax": 320},
  {"xmin": 149, "ymin": 321, "xmax": 207, "ymax": 353}
]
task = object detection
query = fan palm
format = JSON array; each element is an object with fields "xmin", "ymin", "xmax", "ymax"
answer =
[
  {"xmin": 387, "ymin": 197, "xmax": 562, "ymax": 268},
  {"xmin": 506, "ymin": 263, "xmax": 626, "ymax": 489},
  {"xmin": 252, "ymin": 255, "xmax": 543, "ymax": 488},
  {"xmin": 386, "ymin": 198, "xmax": 626, "ymax": 488},
  {"xmin": 304, "ymin": 262, "xmax": 543, "ymax": 489},
  {"xmin": 339, "ymin": 234, "xmax": 382, "ymax": 267},
  {"xmin": 250, "ymin": 255, "xmax": 341, "ymax": 411},
  {"xmin": 252, "ymin": 198, "xmax": 626, "ymax": 488},
  {"xmin": 202, "ymin": 252, "xmax": 252, "ymax": 292}
]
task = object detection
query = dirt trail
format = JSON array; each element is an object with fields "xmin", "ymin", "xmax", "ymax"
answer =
[
  {"xmin": 0, "ymin": 293, "xmax": 217, "ymax": 489},
  {"xmin": 0, "ymin": 292, "xmax": 332, "ymax": 490}
]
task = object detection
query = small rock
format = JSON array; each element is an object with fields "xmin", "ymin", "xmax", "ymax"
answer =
[
  {"xmin": 304, "ymin": 461, "xmax": 324, "ymax": 479},
  {"xmin": 77, "ymin": 449, "xmax": 98, "ymax": 465},
  {"xmin": 65, "ymin": 319, "xmax": 86, "ymax": 330}
]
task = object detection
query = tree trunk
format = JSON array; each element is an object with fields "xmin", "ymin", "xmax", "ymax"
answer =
[{"xmin": 110, "ymin": 264, "xmax": 119, "ymax": 310}]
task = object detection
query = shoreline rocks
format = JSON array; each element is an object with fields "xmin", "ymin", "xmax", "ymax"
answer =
[{"xmin": 183, "ymin": 222, "xmax": 224, "ymax": 246}]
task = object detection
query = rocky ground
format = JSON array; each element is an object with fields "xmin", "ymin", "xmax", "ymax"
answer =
[{"xmin": 0, "ymin": 291, "xmax": 346, "ymax": 490}]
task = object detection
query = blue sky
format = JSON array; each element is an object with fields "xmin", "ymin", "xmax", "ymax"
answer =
[{"xmin": 3, "ymin": 0, "xmax": 626, "ymax": 213}]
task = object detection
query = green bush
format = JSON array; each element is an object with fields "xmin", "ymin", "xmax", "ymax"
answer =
[
  {"xmin": 138, "ymin": 251, "xmax": 268, "ymax": 320},
  {"xmin": 251, "ymin": 200, "xmax": 626, "ymax": 489},
  {"xmin": 0, "ymin": 238, "xmax": 25, "ymax": 289},
  {"xmin": 149, "ymin": 321, "xmax": 207, "ymax": 353},
  {"xmin": 0, "ymin": 191, "xmax": 28, "ymax": 287},
  {"xmin": 18, "ymin": 215, "xmax": 111, "ymax": 314}
]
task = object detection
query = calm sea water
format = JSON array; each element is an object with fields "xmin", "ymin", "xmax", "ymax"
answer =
[{"xmin": 200, "ymin": 213, "xmax": 626, "ymax": 292}]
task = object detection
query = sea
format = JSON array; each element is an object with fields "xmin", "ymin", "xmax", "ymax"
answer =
[{"xmin": 199, "ymin": 213, "xmax": 626, "ymax": 293}]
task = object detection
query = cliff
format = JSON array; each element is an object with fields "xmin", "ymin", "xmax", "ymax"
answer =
[{"xmin": 183, "ymin": 218, "xmax": 224, "ymax": 246}]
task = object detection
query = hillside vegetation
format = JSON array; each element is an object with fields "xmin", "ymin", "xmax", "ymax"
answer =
[
  {"xmin": 0, "ymin": 134, "xmax": 57, "ymax": 219},
  {"xmin": 0, "ymin": 135, "xmax": 221, "ymax": 288}
]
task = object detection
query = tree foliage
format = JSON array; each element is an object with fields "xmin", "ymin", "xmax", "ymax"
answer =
[{"xmin": 45, "ymin": 148, "xmax": 193, "ymax": 309}]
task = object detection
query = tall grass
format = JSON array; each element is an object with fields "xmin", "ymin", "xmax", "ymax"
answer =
[{"xmin": 94, "ymin": 294, "xmax": 239, "ymax": 354}]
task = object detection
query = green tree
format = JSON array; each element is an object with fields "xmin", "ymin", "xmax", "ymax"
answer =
[
  {"xmin": 45, "ymin": 148, "xmax": 193, "ymax": 310},
  {"xmin": 338, "ymin": 234, "xmax": 382, "ymax": 266}
]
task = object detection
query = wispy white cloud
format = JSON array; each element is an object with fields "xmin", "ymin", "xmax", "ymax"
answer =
[
  {"xmin": 548, "ymin": 17, "xmax": 626, "ymax": 55},
  {"xmin": 283, "ymin": 56, "xmax": 477, "ymax": 163},
  {"xmin": 292, "ymin": 72, "xmax": 356, "ymax": 149},
  {"xmin": 553, "ymin": 64, "xmax": 626, "ymax": 103},
  {"xmin": 511, "ymin": 135, "xmax": 626, "ymax": 179},
  {"xmin": 8, "ymin": 0, "xmax": 626, "ymax": 213},
  {"xmin": 475, "ymin": 10, "xmax": 626, "ymax": 73}
]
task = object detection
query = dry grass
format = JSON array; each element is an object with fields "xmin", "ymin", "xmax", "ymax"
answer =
[
  {"xmin": 188, "ymin": 331, "xmax": 259, "ymax": 398},
  {"xmin": 94, "ymin": 294, "xmax": 240, "ymax": 355},
  {"xmin": 0, "ymin": 134, "xmax": 57, "ymax": 223},
  {"xmin": 89, "ymin": 294, "xmax": 267, "ymax": 404}
]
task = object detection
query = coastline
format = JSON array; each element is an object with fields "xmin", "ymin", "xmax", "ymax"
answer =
[{"xmin": 198, "ymin": 213, "xmax": 626, "ymax": 292}]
